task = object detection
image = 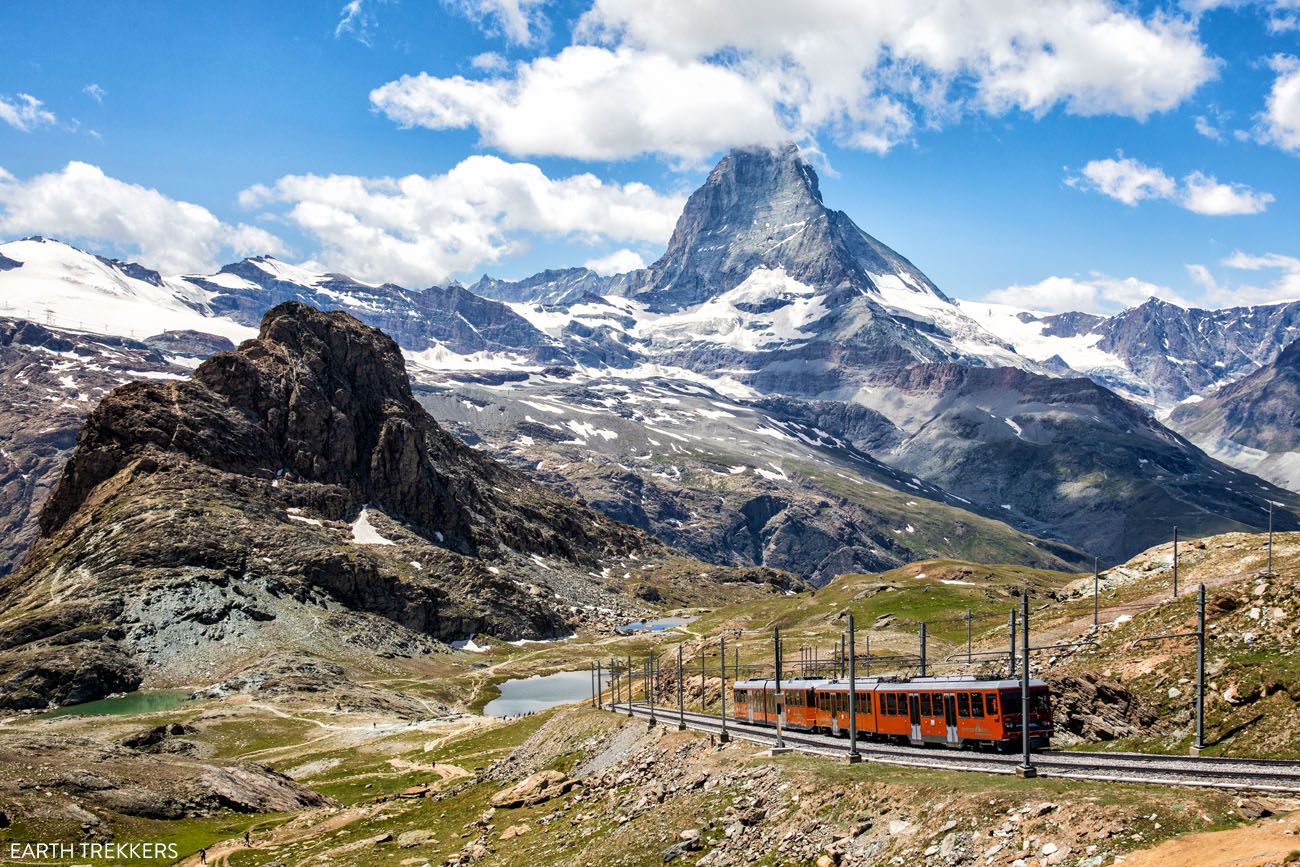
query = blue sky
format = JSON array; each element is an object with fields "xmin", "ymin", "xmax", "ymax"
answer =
[{"xmin": 2, "ymin": 0, "xmax": 1299, "ymax": 311}]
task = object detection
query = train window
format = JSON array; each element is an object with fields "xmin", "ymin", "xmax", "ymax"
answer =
[
  {"xmin": 970, "ymin": 693, "xmax": 984, "ymax": 718},
  {"xmin": 1030, "ymin": 692, "xmax": 1050, "ymax": 713},
  {"xmin": 985, "ymin": 693, "xmax": 998, "ymax": 716},
  {"xmin": 862, "ymin": 693, "xmax": 872, "ymax": 714},
  {"xmin": 884, "ymin": 693, "xmax": 895, "ymax": 715},
  {"xmin": 919, "ymin": 693, "xmax": 932, "ymax": 716},
  {"xmin": 957, "ymin": 693, "xmax": 970, "ymax": 718}
]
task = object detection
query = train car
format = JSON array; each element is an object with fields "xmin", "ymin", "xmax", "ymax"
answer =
[
  {"xmin": 811, "ymin": 678, "xmax": 879, "ymax": 736},
  {"xmin": 874, "ymin": 676, "xmax": 1052, "ymax": 749},
  {"xmin": 732, "ymin": 675, "xmax": 1053, "ymax": 750},
  {"xmin": 731, "ymin": 678, "xmax": 829, "ymax": 731}
]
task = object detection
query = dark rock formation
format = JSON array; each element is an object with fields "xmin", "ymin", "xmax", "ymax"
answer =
[{"xmin": 0, "ymin": 303, "xmax": 796, "ymax": 710}]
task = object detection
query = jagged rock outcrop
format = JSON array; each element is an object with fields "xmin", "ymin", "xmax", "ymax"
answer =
[{"xmin": 0, "ymin": 303, "xmax": 796, "ymax": 710}]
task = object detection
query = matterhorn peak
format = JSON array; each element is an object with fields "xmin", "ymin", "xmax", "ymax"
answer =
[{"xmin": 626, "ymin": 143, "xmax": 947, "ymax": 312}]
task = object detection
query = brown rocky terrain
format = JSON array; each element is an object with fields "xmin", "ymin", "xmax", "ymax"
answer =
[{"xmin": 0, "ymin": 303, "xmax": 797, "ymax": 711}]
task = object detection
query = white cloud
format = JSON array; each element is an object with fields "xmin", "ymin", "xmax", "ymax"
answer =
[
  {"xmin": 470, "ymin": 51, "xmax": 508, "ymax": 72},
  {"xmin": 371, "ymin": 46, "xmax": 788, "ymax": 162},
  {"xmin": 450, "ymin": 0, "xmax": 547, "ymax": 46},
  {"xmin": 82, "ymin": 83, "xmax": 106, "ymax": 104},
  {"xmin": 1179, "ymin": 171, "xmax": 1274, "ymax": 215},
  {"xmin": 241, "ymin": 155, "xmax": 684, "ymax": 285},
  {"xmin": 335, "ymin": 0, "xmax": 380, "ymax": 45},
  {"xmin": 1071, "ymin": 156, "xmax": 1176, "ymax": 205},
  {"xmin": 1069, "ymin": 154, "xmax": 1272, "ymax": 215},
  {"xmin": 376, "ymin": 0, "xmax": 1215, "ymax": 161},
  {"xmin": 985, "ymin": 274, "xmax": 1193, "ymax": 314},
  {"xmin": 1194, "ymin": 251, "xmax": 1300, "ymax": 306},
  {"xmin": 0, "ymin": 161, "xmax": 285, "ymax": 274},
  {"xmin": 584, "ymin": 248, "xmax": 645, "ymax": 275},
  {"xmin": 1260, "ymin": 55, "xmax": 1300, "ymax": 153},
  {"xmin": 0, "ymin": 94, "xmax": 57, "ymax": 132}
]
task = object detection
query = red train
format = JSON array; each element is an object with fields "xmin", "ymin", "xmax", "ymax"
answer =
[{"xmin": 731, "ymin": 675, "xmax": 1052, "ymax": 750}]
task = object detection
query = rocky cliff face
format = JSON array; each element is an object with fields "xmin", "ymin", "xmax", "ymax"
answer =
[
  {"xmin": 859, "ymin": 364, "xmax": 1300, "ymax": 563},
  {"xmin": 0, "ymin": 319, "xmax": 194, "ymax": 576},
  {"xmin": 0, "ymin": 303, "xmax": 795, "ymax": 710},
  {"xmin": 1169, "ymin": 338, "xmax": 1300, "ymax": 492}
]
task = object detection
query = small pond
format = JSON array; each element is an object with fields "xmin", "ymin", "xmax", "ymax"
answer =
[
  {"xmin": 40, "ymin": 690, "xmax": 191, "ymax": 719},
  {"xmin": 615, "ymin": 615, "xmax": 695, "ymax": 634},
  {"xmin": 484, "ymin": 670, "xmax": 609, "ymax": 718}
]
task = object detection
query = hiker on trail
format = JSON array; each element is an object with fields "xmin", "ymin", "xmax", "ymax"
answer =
[
  {"xmin": 199, "ymin": 848, "xmax": 206, "ymax": 864},
  {"xmin": 244, "ymin": 830, "xmax": 251, "ymax": 847}
]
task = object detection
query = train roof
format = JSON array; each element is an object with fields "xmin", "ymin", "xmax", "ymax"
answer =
[
  {"xmin": 874, "ymin": 678, "xmax": 1049, "ymax": 691},
  {"xmin": 733, "ymin": 677, "xmax": 1049, "ymax": 691},
  {"xmin": 733, "ymin": 678, "xmax": 834, "ymax": 690}
]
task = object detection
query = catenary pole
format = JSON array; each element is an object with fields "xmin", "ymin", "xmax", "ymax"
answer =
[
  {"xmin": 597, "ymin": 660, "xmax": 603, "ymax": 709},
  {"xmin": 1020, "ymin": 593, "xmax": 1034, "ymax": 776},
  {"xmin": 1093, "ymin": 557, "xmax": 1100, "ymax": 630},
  {"xmin": 774, "ymin": 627, "xmax": 784, "ymax": 750},
  {"xmin": 1194, "ymin": 583, "xmax": 1206, "ymax": 754},
  {"xmin": 1009, "ymin": 609, "xmax": 1017, "ymax": 678},
  {"xmin": 848, "ymin": 612, "xmax": 859, "ymax": 761},
  {"xmin": 1173, "ymin": 526, "xmax": 1179, "ymax": 598},
  {"xmin": 677, "ymin": 644, "xmax": 686, "ymax": 731},
  {"xmin": 919, "ymin": 623, "xmax": 927, "ymax": 678},
  {"xmin": 719, "ymin": 636, "xmax": 729, "ymax": 743},
  {"xmin": 967, "ymin": 609, "xmax": 973, "ymax": 663}
]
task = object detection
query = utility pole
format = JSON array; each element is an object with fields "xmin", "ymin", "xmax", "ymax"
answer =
[
  {"xmin": 847, "ymin": 612, "xmax": 860, "ymax": 762},
  {"xmin": 919, "ymin": 623, "xmax": 927, "ymax": 677},
  {"xmin": 1268, "ymin": 502, "xmax": 1275, "ymax": 577},
  {"xmin": 1018, "ymin": 592, "xmax": 1035, "ymax": 777},
  {"xmin": 590, "ymin": 662, "xmax": 595, "ymax": 707},
  {"xmin": 864, "ymin": 635, "xmax": 870, "ymax": 677},
  {"xmin": 840, "ymin": 633, "xmax": 846, "ymax": 678},
  {"xmin": 1093, "ymin": 557, "xmax": 1100, "ymax": 631},
  {"xmin": 966, "ymin": 610, "xmax": 973, "ymax": 664},
  {"xmin": 597, "ymin": 660, "xmax": 603, "ymax": 709},
  {"xmin": 1195, "ymin": 584, "xmax": 1205, "ymax": 755},
  {"xmin": 719, "ymin": 636, "xmax": 729, "ymax": 743},
  {"xmin": 1132, "ymin": 584, "xmax": 1207, "ymax": 756},
  {"xmin": 1009, "ymin": 608, "xmax": 1017, "ymax": 678},
  {"xmin": 700, "ymin": 645, "xmax": 707, "ymax": 711},
  {"xmin": 1173, "ymin": 526, "xmax": 1179, "ymax": 598},
  {"xmin": 647, "ymin": 654, "xmax": 656, "ymax": 727},
  {"xmin": 773, "ymin": 628, "xmax": 786, "ymax": 752},
  {"xmin": 626, "ymin": 654, "xmax": 634, "ymax": 717},
  {"xmin": 677, "ymin": 644, "xmax": 686, "ymax": 731}
]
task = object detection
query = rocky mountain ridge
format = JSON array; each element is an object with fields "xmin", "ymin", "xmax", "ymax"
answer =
[
  {"xmin": 1170, "ymin": 337, "xmax": 1300, "ymax": 491},
  {"xmin": 0, "ymin": 303, "xmax": 796, "ymax": 710}
]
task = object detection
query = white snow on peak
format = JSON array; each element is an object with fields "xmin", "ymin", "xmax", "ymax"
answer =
[
  {"xmin": 640, "ymin": 267, "xmax": 830, "ymax": 352},
  {"xmin": 0, "ymin": 238, "xmax": 255, "ymax": 343},
  {"xmin": 956, "ymin": 300, "xmax": 1137, "ymax": 387}
]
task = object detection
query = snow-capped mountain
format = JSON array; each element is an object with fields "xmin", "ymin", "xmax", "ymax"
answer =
[
  {"xmin": 2, "ymin": 144, "xmax": 1297, "ymax": 574},
  {"xmin": 963, "ymin": 297, "xmax": 1300, "ymax": 411},
  {"xmin": 1170, "ymin": 337, "xmax": 1300, "ymax": 492}
]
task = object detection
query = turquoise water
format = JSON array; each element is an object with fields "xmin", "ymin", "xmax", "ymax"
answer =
[
  {"xmin": 40, "ymin": 690, "xmax": 191, "ymax": 718},
  {"xmin": 484, "ymin": 670, "xmax": 609, "ymax": 717}
]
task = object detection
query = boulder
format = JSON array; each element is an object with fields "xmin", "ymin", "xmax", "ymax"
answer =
[{"xmin": 489, "ymin": 771, "xmax": 575, "ymax": 808}]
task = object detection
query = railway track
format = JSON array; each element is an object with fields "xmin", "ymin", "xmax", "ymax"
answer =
[{"xmin": 608, "ymin": 702, "xmax": 1300, "ymax": 792}]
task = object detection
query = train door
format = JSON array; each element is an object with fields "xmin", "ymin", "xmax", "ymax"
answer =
[
  {"xmin": 747, "ymin": 694, "xmax": 754, "ymax": 724},
  {"xmin": 830, "ymin": 693, "xmax": 840, "ymax": 736},
  {"xmin": 943, "ymin": 693, "xmax": 959, "ymax": 745},
  {"xmin": 907, "ymin": 693, "xmax": 921, "ymax": 742}
]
